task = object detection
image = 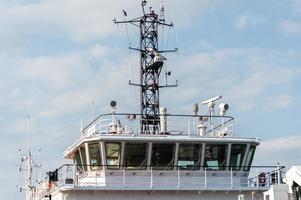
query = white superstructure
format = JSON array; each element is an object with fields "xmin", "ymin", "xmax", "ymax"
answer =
[{"xmin": 24, "ymin": 110, "xmax": 288, "ymax": 200}]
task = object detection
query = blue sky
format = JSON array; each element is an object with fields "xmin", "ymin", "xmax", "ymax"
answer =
[{"xmin": 0, "ymin": 0, "xmax": 300, "ymax": 199}]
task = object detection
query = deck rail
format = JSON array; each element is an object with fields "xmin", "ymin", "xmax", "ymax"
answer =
[
  {"xmin": 80, "ymin": 113, "xmax": 235, "ymax": 137},
  {"xmin": 36, "ymin": 164, "xmax": 285, "ymax": 197}
]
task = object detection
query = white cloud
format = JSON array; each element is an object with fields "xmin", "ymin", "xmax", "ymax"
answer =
[
  {"xmin": 254, "ymin": 135, "xmax": 301, "ymax": 166},
  {"xmin": 0, "ymin": 0, "xmax": 132, "ymax": 43},
  {"xmin": 261, "ymin": 135, "xmax": 301, "ymax": 152},
  {"xmin": 236, "ymin": 15, "xmax": 247, "ymax": 30},
  {"xmin": 0, "ymin": 0, "xmax": 222, "ymax": 45},
  {"xmin": 224, "ymin": 66, "xmax": 298, "ymax": 111},
  {"xmin": 280, "ymin": 20, "xmax": 301, "ymax": 34},
  {"xmin": 263, "ymin": 95, "xmax": 295, "ymax": 111},
  {"xmin": 166, "ymin": 47, "xmax": 301, "ymax": 112},
  {"xmin": 290, "ymin": 0, "xmax": 301, "ymax": 14},
  {"xmin": 235, "ymin": 14, "xmax": 266, "ymax": 31}
]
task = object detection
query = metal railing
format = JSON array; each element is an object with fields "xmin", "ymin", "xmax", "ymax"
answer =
[
  {"xmin": 80, "ymin": 113, "xmax": 235, "ymax": 137},
  {"xmin": 38, "ymin": 164, "xmax": 285, "ymax": 193}
]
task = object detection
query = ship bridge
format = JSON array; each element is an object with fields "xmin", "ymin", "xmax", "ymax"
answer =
[
  {"xmin": 34, "ymin": 111, "xmax": 285, "ymax": 199},
  {"xmin": 64, "ymin": 112, "xmax": 258, "ymax": 173}
]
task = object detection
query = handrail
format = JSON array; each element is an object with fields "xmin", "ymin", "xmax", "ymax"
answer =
[
  {"xmin": 39, "ymin": 164, "xmax": 285, "ymax": 193},
  {"xmin": 55, "ymin": 164, "xmax": 285, "ymax": 171},
  {"xmin": 82, "ymin": 113, "xmax": 234, "ymax": 133}
]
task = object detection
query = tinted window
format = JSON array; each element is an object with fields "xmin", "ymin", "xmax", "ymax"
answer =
[
  {"xmin": 89, "ymin": 143, "xmax": 102, "ymax": 170},
  {"xmin": 204, "ymin": 144, "xmax": 228, "ymax": 170},
  {"xmin": 80, "ymin": 146, "xmax": 87, "ymax": 171},
  {"xmin": 178, "ymin": 144, "xmax": 202, "ymax": 170},
  {"xmin": 151, "ymin": 143, "xmax": 175, "ymax": 170},
  {"xmin": 229, "ymin": 144, "xmax": 247, "ymax": 170},
  {"xmin": 244, "ymin": 146, "xmax": 256, "ymax": 171},
  {"xmin": 75, "ymin": 150, "xmax": 83, "ymax": 172},
  {"xmin": 105, "ymin": 143, "xmax": 121, "ymax": 169},
  {"xmin": 124, "ymin": 143, "xmax": 148, "ymax": 169}
]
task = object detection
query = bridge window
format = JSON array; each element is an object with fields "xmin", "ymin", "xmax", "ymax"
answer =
[
  {"xmin": 105, "ymin": 142, "xmax": 121, "ymax": 169},
  {"xmin": 151, "ymin": 143, "xmax": 175, "ymax": 170},
  {"xmin": 74, "ymin": 150, "xmax": 82, "ymax": 172},
  {"xmin": 74, "ymin": 146, "xmax": 87, "ymax": 172},
  {"xmin": 89, "ymin": 143, "xmax": 102, "ymax": 170},
  {"xmin": 178, "ymin": 144, "xmax": 202, "ymax": 170},
  {"xmin": 204, "ymin": 144, "xmax": 228, "ymax": 170},
  {"xmin": 80, "ymin": 146, "xmax": 87, "ymax": 171},
  {"xmin": 124, "ymin": 143, "xmax": 148, "ymax": 169},
  {"xmin": 244, "ymin": 145, "xmax": 256, "ymax": 171},
  {"xmin": 229, "ymin": 144, "xmax": 247, "ymax": 170}
]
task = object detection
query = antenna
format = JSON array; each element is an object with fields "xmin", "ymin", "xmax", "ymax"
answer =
[
  {"xmin": 91, "ymin": 101, "xmax": 95, "ymax": 120},
  {"xmin": 202, "ymin": 95, "xmax": 222, "ymax": 131},
  {"xmin": 201, "ymin": 96, "xmax": 222, "ymax": 105},
  {"xmin": 19, "ymin": 82, "xmax": 42, "ymax": 200},
  {"xmin": 160, "ymin": 0, "xmax": 165, "ymax": 22},
  {"xmin": 114, "ymin": 1, "xmax": 178, "ymax": 134},
  {"xmin": 80, "ymin": 118, "xmax": 83, "ymax": 133}
]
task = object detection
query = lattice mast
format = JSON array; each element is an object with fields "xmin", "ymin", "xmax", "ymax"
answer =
[{"xmin": 114, "ymin": 0, "xmax": 177, "ymax": 134}]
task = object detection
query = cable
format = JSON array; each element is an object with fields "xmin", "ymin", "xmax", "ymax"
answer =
[{"xmin": 124, "ymin": 16, "xmax": 139, "ymax": 113}]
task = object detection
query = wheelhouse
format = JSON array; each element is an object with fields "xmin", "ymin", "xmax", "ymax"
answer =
[{"xmin": 65, "ymin": 136, "xmax": 259, "ymax": 173}]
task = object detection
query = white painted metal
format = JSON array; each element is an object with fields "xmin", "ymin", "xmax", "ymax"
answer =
[{"xmin": 263, "ymin": 184, "xmax": 289, "ymax": 200}]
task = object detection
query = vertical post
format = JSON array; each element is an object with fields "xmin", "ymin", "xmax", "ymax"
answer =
[
  {"xmin": 256, "ymin": 169, "xmax": 259, "ymax": 188},
  {"xmin": 84, "ymin": 143, "xmax": 90, "ymax": 171},
  {"xmin": 73, "ymin": 164, "xmax": 77, "ymax": 186},
  {"xmin": 188, "ymin": 119, "xmax": 191, "ymax": 136},
  {"xmin": 120, "ymin": 142, "xmax": 125, "ymax": 170},
  {"xmin": 123, "ymin": 168, "xmax": 126, "ymax": 188},
  {"xmin": 174, "ymin": 143, "xmax": 179, "ymax": 170},
  {"xmin": 147, "ymin": 142, "xmax": 153, "ymax": 170},
  {"xmin": 150, "ymin": 167, "xmax": 153, "ymax": 189},
  {"xmin": 177, "ymin": 167, "xmax": 180, "ymax": 189},
  {"xmin": 204, "ymin": 168, "xmax": 207, "ymax": 188},
  {"xmin": 95, "ymin": 169, "xmax": 97, "ymax": 186},
  {"xmin": 277, "ymin": 163, "xmax": 281, "ymax": 185},
  {"xmin": 230, "ymin": 167, "xmax": 233, "ymax": 188}
]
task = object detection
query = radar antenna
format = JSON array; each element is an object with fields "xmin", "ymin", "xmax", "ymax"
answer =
[{"xmin": 114, "ymin": 0, "xmax": 178, "ymax": 134}]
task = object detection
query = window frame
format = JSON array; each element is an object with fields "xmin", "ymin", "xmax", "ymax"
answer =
[
  {"xmin": 88, "ymin": 142, "xmax": 102, "ymax": 170},
  {"xmin": 151, "ymin": 143, "xmax": 175, "ymax": 170},
  {"xmin": 229, "ymin": 144, "xmax": 247, "ymax": 171},
  {"xmin": 244, "ymin": 145, "xmax": 256, "ymax": 171},
  {"xmin": 204, "ymin": 143, "xmax": 228, "ymax": 170},
  {"xmin": 105, "ymin": 142, "xmax": 122, "ymax": 170},
  {"xmin": 177, "ymin": 143, "xmax": 202, "ymax": 170},
  {"xmin": 124, "ymin": 142, "xmax": 148, "ymax": 170}
]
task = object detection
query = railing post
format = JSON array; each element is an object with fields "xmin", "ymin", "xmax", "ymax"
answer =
[
  {"xmin": 177, "ymin": 166, "xmax": 180, "ymax": 189},
  {"xmin": 73, "ymin": 164, "xmax": 76, "ymax": 187},
  {"xmin": 256, "ymin": 169, "xmax": 259, "ymax": 188},
  {"xmin": 230, "ymin": 167, "xmax": 233, "ymax": 189},
  {"xmin": 204, "ymin": 168, "xmax": 207, "ymax": 188},
  {"xmin": 277, "ymin": 164, "xmax": 281, "ymax": 185},
  {"xmin": 150, "ymin": 167, "xmax": 153, "ymax": 189},
  {"xmin": 95, "ymin": 170, "xmax": 97, "ymax": 186},
  {"xmin": 188, "ymin": 119, "xmax": 191, "ymax": 136},
  {"xmin": 123, "ymin": 168, "xmax": 126, "ymax": 189}
]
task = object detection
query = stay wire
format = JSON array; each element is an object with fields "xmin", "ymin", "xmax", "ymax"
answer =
[{"xmin": 124, "ymin": 17, "xmax": 139, "ymax": 112}]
